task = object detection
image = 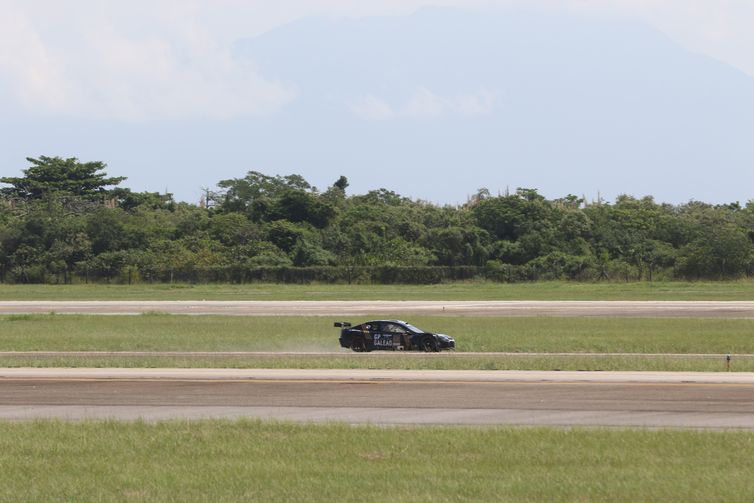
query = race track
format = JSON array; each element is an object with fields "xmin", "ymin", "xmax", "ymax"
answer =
[
  {"xmin": 2, "ymin": 300, "xmax": 754, "ymax": 317},
  {"xmin": 2, "ymin": 369, "xmax": 754, "ymax": 428}
]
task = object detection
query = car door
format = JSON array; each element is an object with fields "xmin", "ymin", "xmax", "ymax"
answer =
[
  {"xmin": 372, "ymin": 322, "xmax": 395, "ymax": 349},
  {"xmin": 379, "ymin": 322, "xmax": 410, "ymax": 349},
  {"xmin": 392, "ymin": 323, "xmax": 410, "ymax": 349}
]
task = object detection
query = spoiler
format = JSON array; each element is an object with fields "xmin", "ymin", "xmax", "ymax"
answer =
[{"xmin": 334, "ymin": 322, "xmax": 352, "ymax": 328}]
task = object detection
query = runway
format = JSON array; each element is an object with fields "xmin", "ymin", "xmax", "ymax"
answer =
[
  {"xmin": 2, "ymin": 369, "xmax": 754, "ymax": 428},
  {"xmin": 3, "ymin": 300, "xmax": 754, "ymax": 317}
]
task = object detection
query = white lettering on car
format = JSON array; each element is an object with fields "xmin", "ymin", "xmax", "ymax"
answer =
[{"xmin": 373, "ymin": 334, "xmax": 392, "ymax": 347}]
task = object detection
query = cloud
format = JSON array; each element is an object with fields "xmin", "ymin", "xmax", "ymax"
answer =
[
  {"xmin": 350, "ymin": 95, "xmax": 396, "ymax": 120},
  {"xmin": 351, "ymin": 88, "xmax": 497, "ymax": 120},
  {"xmin": 0, "ymin": 1, "xmax": 297, "ymax": 121},
  {"xmin": 2, "ymin": 0, "xmax": 754, "ymax": 121},
  {"xmin": 455, "ymin": 90, "xmax": 497, "ymax": 116},
  {"xmin": 0, "ymin": 4, "xmax": 67, "ymax": 113},
  {"xmin": 404, "ymin": 88, "xmax": 446, "ymax": 118}
]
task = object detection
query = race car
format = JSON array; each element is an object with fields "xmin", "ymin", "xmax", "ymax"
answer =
[{"xmin": 335, "ymin": 320, "xmax": 455, "ymax": 352}]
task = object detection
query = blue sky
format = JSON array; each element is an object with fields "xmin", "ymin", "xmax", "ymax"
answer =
[{"xmin": 1, "ymin": 1, "xmax": 754, "ymax": 205}]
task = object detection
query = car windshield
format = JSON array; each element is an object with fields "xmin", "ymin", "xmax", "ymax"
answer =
[{"xmin": 403, "ymin": 323, "xmax": 423, "ymax": 333}]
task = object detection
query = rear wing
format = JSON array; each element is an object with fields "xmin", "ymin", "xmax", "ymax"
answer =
[{"xmin": 334, "ymin": 322, "xmax": 352, "ymax": 328}]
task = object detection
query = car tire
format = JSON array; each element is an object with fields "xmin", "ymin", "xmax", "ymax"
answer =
[
  {"xmin": 351, "ymin": 338, "xmax": 366, "ymax": 352},
  {"xmin": 421, "ymin": 336, "xmax": 439, "ymax": 352}
]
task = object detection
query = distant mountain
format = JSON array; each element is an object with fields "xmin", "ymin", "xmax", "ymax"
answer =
[
  {"xmin": 3, "ymin": 7, "xmax": 753, "ymax": 204},
  {"xmin": 232, "ymin": 7, "xmax": 754, "ymax": 203}
]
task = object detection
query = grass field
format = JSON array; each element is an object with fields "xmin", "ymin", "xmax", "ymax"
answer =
[
  {"xmin": 0, "ymin": 314, "xmax": 751, "ymax": 371},
  {"xmin": 0, "ymin": 354, "xmax": 744, "ymax": 372},
  {"xmin": 1, "ymin": 314, "xmax": 752, "ymax": 354},
  {"xmin": 1, "ymin": 280, "xmax": 754, "ymax": 301},
  {"xmin": 0, "ymin": 420, "xmax": 751, "ymax": 502}
]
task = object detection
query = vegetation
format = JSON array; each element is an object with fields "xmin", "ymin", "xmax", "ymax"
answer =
[
  {"xmin": 3, "ymin": 280, "xmax": 754, "ymax": 300},
  {"xmin": 2, "ymin": 156, "xmax": 754, "ymax": 284},
  {"xmin": 0, "ymin": 156, "xmax": 126, "ymax": 202},
  {"xmin": 2, "ymin": 313, "xmax": 750, "ymax": 371},
  {"xmin": 0, "ymin": 421, "xmax": 751, "ymax": 502},
  {"xmin": 2, "ymin": 314, "xmax": 754, "ymax": 354},
  {"xmin": 0, "ymin": 354, "xmax": 745, "ymax": 372}
]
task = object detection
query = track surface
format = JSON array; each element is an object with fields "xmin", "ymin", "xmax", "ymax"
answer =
[
  {"xmin": 3, "ymin": 300, "xmax": 754, "ymax": 317},
  {"xmin": 2, "ymin": 369, "xmax": 754, "ymax": 428}
]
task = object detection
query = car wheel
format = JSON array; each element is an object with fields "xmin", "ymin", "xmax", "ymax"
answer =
[
  {"xmin": 351, "ymin": 338, "xmax": 366, "ymax": 352},
  {"xmin": 421, "ymin": 336, "xmax": 439, "ymax": 352}
]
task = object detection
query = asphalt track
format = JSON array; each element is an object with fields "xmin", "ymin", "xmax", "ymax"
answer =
[
  {"xmin": 2, "ymin": 369, "xmax": 754, "ymax": 428},
  {"xmin": 3, "ymin": 300, "xmax": 754, "ymax": 317}
]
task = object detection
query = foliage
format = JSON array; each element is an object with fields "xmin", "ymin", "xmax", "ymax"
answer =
[
  {"xmin": 5, "ymin": 281, "xmax": 754, "ymax": 301},
  {"xmin": 1, "ymin": 158, "xmax": 754, "ymax": 283},
  {"xmin": 0, "ymin": 156, "xmax": 125, "ymax": 201}
]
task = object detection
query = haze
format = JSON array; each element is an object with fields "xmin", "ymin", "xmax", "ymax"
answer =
[{"xmin": 1, "ymin": 0, "xmax": 753, "ymax": 205}]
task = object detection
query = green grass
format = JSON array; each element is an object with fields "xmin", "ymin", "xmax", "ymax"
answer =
[
  {"xmin": 0, "ymin": 420, "xmax": 751, "ymax": 502},
  {"xmin": 1, "ymin": 314, "xmax": 753, "ymax": 354},
  {"xmin": 0, "ymin": 354, "xmax": 744, "ymax": 372},
  {"xmin": 2, "ymin": 280, "xmax": 754, "ymax": 300},
  {"xmin": 1, "ymin": 314, "xmax": 752, "ymax": 370}
]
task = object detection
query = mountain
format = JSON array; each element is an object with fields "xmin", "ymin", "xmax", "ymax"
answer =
[
  {"xmin": 3, "ymin": 7, "xmax": 754, "ymax": 204},
  {"xmin": 232, "ymin": 7, "xmax": 754, "ymax": 203}
]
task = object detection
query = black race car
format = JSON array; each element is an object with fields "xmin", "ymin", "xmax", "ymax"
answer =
[{"xmin": 335, "ymin": 320, "xmax": 455, "ymax": 352}]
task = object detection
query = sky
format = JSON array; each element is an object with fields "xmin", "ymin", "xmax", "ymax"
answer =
[{"xmin": 1, "ymin": 0, "xmax": 754, "ymax": 205}]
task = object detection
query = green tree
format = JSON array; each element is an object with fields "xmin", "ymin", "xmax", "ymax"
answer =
[
  {"xmin": 216, "ymin": 171, "xmax": 313, "ymax": 216},
  {"xmin": 208, "ymin": 213, "xmax": 257, "ymax": 246},
  {"xmin": 677, "ymin": 226, "xmax": 751, "ymax": 279},
  {"xmin": 273, "ymin": 190, "xmax": 335, "ymax": 229},
  {"xmin": 265, "ymin": 220, "xmax": 307, "ymax": 254},
  {"xmin": 0, "ymin": 156, "xmax": 125, "ymax": 201}
]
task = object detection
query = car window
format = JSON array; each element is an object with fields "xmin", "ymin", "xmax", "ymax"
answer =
[
  {"xmin": 403, "ymin": 323, "xmax": 423, "ymax": 333},
  {"xmin": 383, "ymin": 323, "xmax": 406, "ymax": 334}
]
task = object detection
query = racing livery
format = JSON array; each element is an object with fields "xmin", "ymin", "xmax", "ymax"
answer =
[{"xmin": 335, "ymin": 320, "xmax": 455, "ymax": 352}]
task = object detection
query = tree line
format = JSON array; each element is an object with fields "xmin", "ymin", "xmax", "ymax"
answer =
[{"xmin": 1, "ymin": 156, "xmax": 753, "ymax": 284}]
